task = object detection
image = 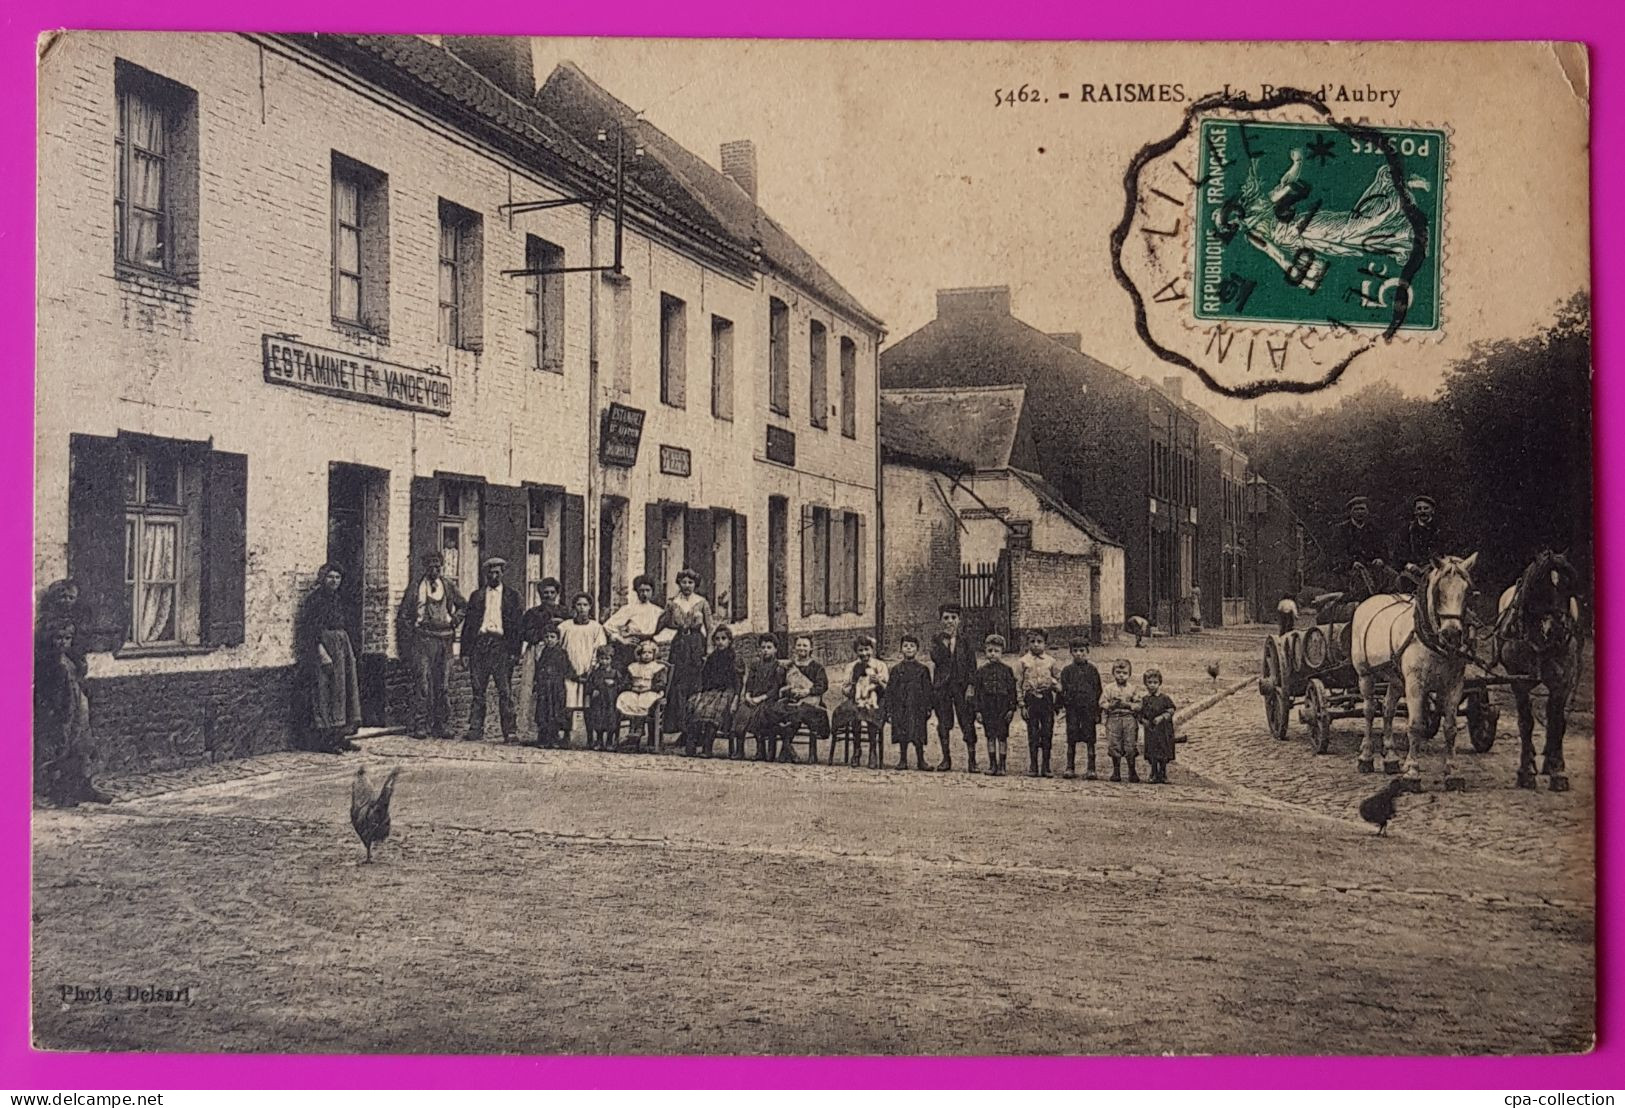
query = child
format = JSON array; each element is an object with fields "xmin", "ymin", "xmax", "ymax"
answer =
[
  {"xmin": 1059, "ymin": 638, "xmax": 1103, "ymax": 779},
  {"xmin": 559, "ymin": 592, "xmax": 608, "ymax": 747},
  {"xmin": 833, "ymin": 636, "xmax": 889, "ymax": 768},
  {"xmin": 531, "ymin": 622, "xmax": 571, "ymax": 749},
  {"xmin": 686, "ymin": 626, "xmax": 741, "ymax": 758},
  {"xmin": 583, "ymin": 644, "xmax": 623, "ymax": 752},
  {"xmin": 886, "ymin": 634, "xmax": 934, "ymax": 771},
  {"xmin": 1139, "ymin": 667, "xmax": 1177, "ymax": 784},
  {"xmin": 1100, "ymin": 658, "xmax": 1143, "ymax": 782},
  {"xmin": 972, "ymin": 634, "xmax": 1018, "ymax": 776},
  {"xmin": 1018, "ymin": 628, "xmax": 1063, "ymax": 777},
  {"xmin": 615, "ymin": 637, "xmax": 668, "ymax": 751},
  {"xmin": 736, "ymin": 635, "xmax": 786, "ymax": 761}
]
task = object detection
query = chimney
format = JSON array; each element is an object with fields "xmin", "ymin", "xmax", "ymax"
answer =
[
  {"xmin": 1049, "ymin": 332, "xmax": 1082, "ymax": 351},
  {"xmin": 444, "ymin": 36, "xmax": 536, "ymax": 100},
  {"xmin": 720, "ymin": 140, "xmax": 758, "ymax": 201},
  {"xmin": 936, "ymin": 286, "xmax": 1012, "ymax": 318},
  {"xmin": 1162, "ymin": 375, "xmax": 1185, "ymax": 402}
]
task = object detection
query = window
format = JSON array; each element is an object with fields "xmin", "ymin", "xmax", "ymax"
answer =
[
  {"xmin": 525, "ymin": 236, "xmax": 565, "ymax": 372},
  {"xmin": 711, "ymin": 315, "xmax": 734, "ymax": 420},
  {"xmin": 809, "ymin": 320, "xmax": 829, "ymax": 429},
  {"xmin": 660, "ymin": 293, "xmax": 687, "ymax": 408},
  {"xmin": 839, "ymin": 336, "xmax": 858, "ymax": 438},
  {"xmin": 800, "ymin": 506, "xmax": 865, "ymax": 616},
  {"xmin": 114, "ymin": 61, "xmax": 197, "ymax": 280},
  {"xmin": 438, "ymin": 482, "xmax": 481, "ymax": 596},
  {"xmin": 67, "ymin": 433, "xmax": 247, "ymax": 654},
  {"xmin": 331, "ymin": 153, "xmax": 390, "ymax": 334},
  {"xmin": 437, "ymin": 200, "xmax": 483, "ymax": 350},
  {"xmin": 525, "ymin": 486, "xmax": 563, "ymax": 605},
  {"xmin": 768, "ymin": 297, "xmax": 790, "ymax": 416}
]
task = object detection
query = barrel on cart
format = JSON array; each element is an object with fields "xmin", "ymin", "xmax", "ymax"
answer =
[{"xmin": 1257, "ymin": 621, "xmax": 1500, "ymax": 755}]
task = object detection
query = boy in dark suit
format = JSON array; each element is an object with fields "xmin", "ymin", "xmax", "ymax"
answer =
[
  {"xmin": 972, "ymin": 634, "xmax": 1018, "ymax": 776},
  {"xmin": 1060, "ymin": 638, "xmax": 1103, "ymax": 779},
  {"xmin": 931, "ymin": 603, "xmax": 980, "ymax": 772},
  {"xmin": 886, "ymin": 634, "xmax": 935, "ymax": 770}
]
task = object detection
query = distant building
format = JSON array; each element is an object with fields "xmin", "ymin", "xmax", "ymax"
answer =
[
  {"xmin": 879, "ymin": 384, "xmax": 1125, "ymax": 646},
  {"xmin": 879, "ymin": 287, "xmax": 1222, "ymax": 635}
]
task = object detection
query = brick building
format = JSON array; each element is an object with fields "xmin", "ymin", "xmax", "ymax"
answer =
[
  {"xmin": 35, "ymin": 32, "xmax": 881, "ymax": 771},
  {"xmin": 878, "ymin": 287, "xmax": 1212, "ymax": 637}
]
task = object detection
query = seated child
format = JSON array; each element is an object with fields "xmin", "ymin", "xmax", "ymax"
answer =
[
  {"xmin": 615, "ymin": 637, "xmax": 668, "ymax": 751},
  {"xmin": 735, "ymin": 635, "xmax": 787, "ymax": 761},
  {"xmin": 832, "ymin": 635, "xmax": 889, "ymax": 768},
  {"xmin": 583, "ymin": 644, "xmax": 624, "ymax": 752},
  {"xmin": 886, "ymin": 634, "xmax": 934, "ymax": 771},
  {"xmin": 1139, "ymin": 667, "xmax": 1177, "ymax": 784},
  {"xmin": 1100, "ymin": 658, "xmax": 1143, "ymax": 782},
  {"xmin": 685, "ymin": 625, "xmax": 741, "ymax": 759},
  {"xmin": 972, "ymin": 634, "xmax": 1018, "ymax": 776}
]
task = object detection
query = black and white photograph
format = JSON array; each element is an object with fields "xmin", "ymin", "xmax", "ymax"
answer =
[{"xmin": 31, "ymin": 33, "xmax": 1593, "ymax": 1055}]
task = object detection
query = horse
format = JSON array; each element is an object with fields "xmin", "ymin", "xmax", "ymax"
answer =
[
  {"xmin": 1493, "ymin": 550, "xmax": 1583, "ymax": 792},
  {"xmin": 1350, "ymin": 553, "xmax": 1478, "ymax": 790}
]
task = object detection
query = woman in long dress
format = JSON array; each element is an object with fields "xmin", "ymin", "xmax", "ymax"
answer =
[
  {"xmin": 295, "ymin": 562, "xmax": 361, "ymax": 753},
  {"xmin": 658, "ymin": 568, "xmax": 713, "ymax": 738},
  {"xmin": 556, "ymin": 592, "xmax": 608, "ymax": 747}
]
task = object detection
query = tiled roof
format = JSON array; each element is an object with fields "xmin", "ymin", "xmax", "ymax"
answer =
[
  {"xmin": 879, "ymin": 385, "xmax": 1030, "ymax": 472},
  {"xmin": 1009, "ymin": 468, "xmax": 1121, "ymax": 548},
  {"xmin": 537, "ymin": 62, "xmax": 884, "ymax": 331}
]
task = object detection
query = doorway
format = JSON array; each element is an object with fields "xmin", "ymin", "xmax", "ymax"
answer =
[
  {"xmin": 768, "ymin": 496, "xmax": 789, "ymax": 648},
  {"xmin": 327, "ymin": 462, "xmax": 388, "ymax": 726},
  {"xmin": 598, "ymin": 495, "xmax": 628, "ymax": 615}
]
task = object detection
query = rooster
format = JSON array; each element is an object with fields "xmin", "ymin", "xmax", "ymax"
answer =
[
  {"xmin": 1206, "ymin": 660, "xmax": 1221, "ymax": 687},
  {"xmin": 1358, "ymin": 777, "xmax": 1407, "ymax": 836},
  {"xmin": 350, "ymin": 766, "xmax": 401, "ymax": 863}
]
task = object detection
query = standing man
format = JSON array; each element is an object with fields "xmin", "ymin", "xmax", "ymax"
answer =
[
  {"xmin": 1334, "ymin": 495, "xmax": 1393, "ymax": 598},
  {"xmin": 1391, "ymin": 494, "xmax": 1446, "ymax": 590},
  {"xmin": 461, "ymin": 556, "xmax": 523, "ymax": 743},
  {"xmin": 398, "ymin": 552, "xmax": 464, "ymax": 739},
  {"xmin": 930, "ymin": 603, "xmax": 979, "ymax": 772}
]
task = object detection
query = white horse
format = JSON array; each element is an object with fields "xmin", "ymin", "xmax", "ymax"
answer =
[{"xmin": 1351, "ymin": 554, "xmax": 1478, "ymax": 790}]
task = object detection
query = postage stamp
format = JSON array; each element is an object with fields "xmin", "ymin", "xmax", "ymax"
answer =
[
  {"xmin": 1192, "ymin": 119, "xmax": 1446, "ymax": 331},
  {"xmin": 1111, "ymin": 88, "xmax": 1450, "ymax": 398}
]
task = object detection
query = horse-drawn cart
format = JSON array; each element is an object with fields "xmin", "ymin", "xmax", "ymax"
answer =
[{"xmin": 1257, "ymin": 619, "xmax": 1503, "ymax": 755}]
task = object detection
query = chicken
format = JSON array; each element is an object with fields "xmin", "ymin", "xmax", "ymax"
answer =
[
  {"xmin": 350, "ymin": 766, "xmax": 401, "ymax": 863},
  {"xmin": 1206, "ymin": 661, "xmax": 1221, "ymax": 686},
  {"xmin": 1358, "ymin": 777, "xmax": 1407, "ymax": 836}
]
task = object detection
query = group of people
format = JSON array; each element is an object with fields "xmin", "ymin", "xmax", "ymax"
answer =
[{"xmin": 1330, "ymin": 492, "xmax": 1448, "ymax": 601}]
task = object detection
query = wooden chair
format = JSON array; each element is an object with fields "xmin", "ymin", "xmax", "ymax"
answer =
[{"xmin": 615, "ymin": 696, "xmax": 663, "ymax": 753}]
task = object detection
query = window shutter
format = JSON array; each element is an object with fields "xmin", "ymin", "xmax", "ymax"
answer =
[
  {"xmin": 829, "ymin": 511, "xmax": 847, "ymax": 614},
  {"xmin": 684, "ymin": 506, "xmax": 715, "ymax": 603},
  {"xmin": 799, "ymin": 503, "xmax": 815, "ymax": 617},
  {"xmin": 812, "ymin": 508, "xmax": 829, "ymax": 616},
  {"xmin": 203, "ymin": 449, "xmax": 248, "ymax": 646},
  {"xmin": 409, "ymin": 476, "xmax": 439, "ymax": 581},
  {"xmin": 644, "ymin": 502, "xmax": 666, "ymax": 604},
  {"xmin": 561, "ymin": 493, "xmax": 585, "ymax": 599},
  {"xmin": 856, "ymin": 513, "xmax": 868, "ymax": 615},
  {"xmin": 483, "ymin": 484, "xmax": 527, "ymax": 588},
  {"xmin": 66, "ymin": 434, "xmax": 129, "ymax": 653},
  {"xmin": 732, "ymin": 512, "xmax": 749, "ymax": 621}
]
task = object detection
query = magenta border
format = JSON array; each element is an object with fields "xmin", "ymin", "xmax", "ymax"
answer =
[{"xmin": 2, "ymin": 0, "xmax": 1617, "ymax": 1089}]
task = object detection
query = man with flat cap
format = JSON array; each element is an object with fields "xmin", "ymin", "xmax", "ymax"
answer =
[
  {"xmin": 1333, "ymin": 495, "xmax": 1394, "ymax": 599},
  {"xmin": 462, "ymin": 555, "xmax": 523, "ymax": 742},
  {"xmin": 1391, "ymin": 494, "xmax": 1446, "ymax": 590}
]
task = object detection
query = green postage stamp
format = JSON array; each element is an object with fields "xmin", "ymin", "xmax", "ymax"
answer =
[{"xmin": 1192, "ymin": 119, "xmax": 1446, "ymax": 331}]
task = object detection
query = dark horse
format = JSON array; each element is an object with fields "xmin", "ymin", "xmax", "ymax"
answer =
[{"xmin": 1494, "ymin": 551, "xmax": 1584, "ymax": 792}]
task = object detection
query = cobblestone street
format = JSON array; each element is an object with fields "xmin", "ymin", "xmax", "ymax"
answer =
[{"xmin": 31, "ymin": 627, "xmax": 1593, "ymax": 1055}]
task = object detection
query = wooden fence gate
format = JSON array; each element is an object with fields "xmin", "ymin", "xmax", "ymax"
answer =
[{"xmin": 958, "ymin": 552, "xmax": 1011, "ymax": 647}]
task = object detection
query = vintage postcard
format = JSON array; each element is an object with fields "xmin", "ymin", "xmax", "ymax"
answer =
[{"xmin": 31, "ymin": 35, "xmax": 1592, "ymax": 1054}]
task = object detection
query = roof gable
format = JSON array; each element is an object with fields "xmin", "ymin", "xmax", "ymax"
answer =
[{"xmin": 880, "ymin": 385, "xmax": 1030, "ymax": 472}]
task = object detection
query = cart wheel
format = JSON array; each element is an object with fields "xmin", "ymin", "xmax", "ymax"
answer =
[
  {"xmin": 1261, "ymin": 638, "xmax": 1290, "ymax": 741},
  {"xmin": 1466, "ymin": 690, "xmax": 1498, "ymax": 753},
  {"xmin": 1305, "ymin": 678, "xmax": 1332, "ymax": 754}
]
